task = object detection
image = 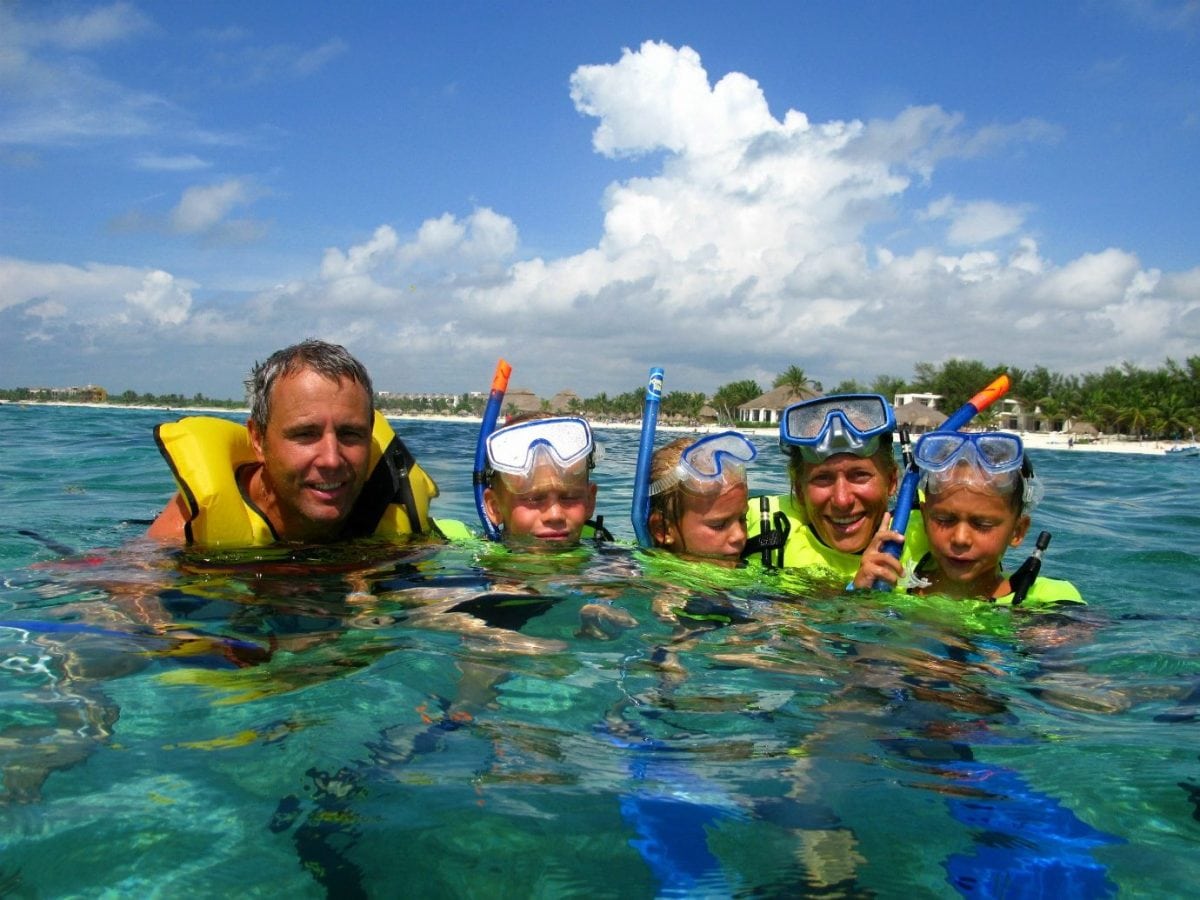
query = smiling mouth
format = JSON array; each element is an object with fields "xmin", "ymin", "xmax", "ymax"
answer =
[
  {"xmin": 828, "ymin": 514, "xmax": 864, "ymax": 531},
  {"xmin": 308, "ymin": 480, "xmax": 349, "ymax": 498}
]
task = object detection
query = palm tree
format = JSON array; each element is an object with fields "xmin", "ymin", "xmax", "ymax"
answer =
[
  {"xmin": 1117, "ymin": 404, "xmax": 1152, "ymax": 440},
  {"xmin": 774, "ymin": 365, "xmax": 816, "ymax": 399},
  {"xmin": 1151, "ymin": 392, "xmax": 1195, "ymax": 440},
  {"xmin": 712, "ymin": 379, "xmax": 761, "ymax": 425}
]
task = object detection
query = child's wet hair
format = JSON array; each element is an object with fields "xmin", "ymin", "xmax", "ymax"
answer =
[
  {"xmin": 925, "ymin": 455, "xmax": 1039, "ymax": 515},
  {"xmin": 647, "ymin": 437, "xmax": 693, "ymax": 538}
]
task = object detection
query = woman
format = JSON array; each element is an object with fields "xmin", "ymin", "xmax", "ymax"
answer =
[{"xmin": 745, "ymin": 394, "xmax": 926, "ymax": 589}]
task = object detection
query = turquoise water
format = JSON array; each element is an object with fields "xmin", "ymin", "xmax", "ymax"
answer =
[{"xmin": 1, "ymin": 402, "xmax": 1198, "ymax": 897}]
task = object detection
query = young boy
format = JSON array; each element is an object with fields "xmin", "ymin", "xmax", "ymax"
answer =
[
  {"xmin": 908, "ymin": 431, "xmax": 1082, "ymax": 606},
  {"xmin": 481, "ymin": 414, "xmax": 606, "ymax": 548}
]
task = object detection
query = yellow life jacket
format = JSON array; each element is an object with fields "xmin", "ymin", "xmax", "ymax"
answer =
[
  {"xmin": 993, "ymin": 575, "xmax": 1084, "ymax": 608},
  {"xmin": 744, "ymin": 493, "xmax": 928, "ymax": 588},
  {"xmin": 154, "ymin": 412, "xmax": 438, "ymax": 548},
  {"xmin": 908, "ymin": 552, "xmax": 1085, "ymax": 608}
]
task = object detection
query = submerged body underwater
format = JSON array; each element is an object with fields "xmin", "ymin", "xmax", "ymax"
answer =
[{"xmin": 1, "ymin": 403, "xmax": 1198, "ymax": 897}]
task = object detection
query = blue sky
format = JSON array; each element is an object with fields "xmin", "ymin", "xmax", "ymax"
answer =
[{"xmin": 1, "ymin": 1, "xmax": 1197, "ymax": 401}]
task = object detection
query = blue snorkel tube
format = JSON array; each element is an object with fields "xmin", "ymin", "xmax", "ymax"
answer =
[
  {"xmin": 631, "ymin": 367, "xmax": 664, "ymax": 548},
  {"xmin": 873, "ymin": 373, "xmax": 1011, "ymax": 589},
  {"xmin": 474, "ymin": 358, "xmax": 513, "ymax": 541}
]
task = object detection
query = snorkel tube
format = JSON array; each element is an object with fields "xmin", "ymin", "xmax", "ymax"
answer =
[
  {"xmin": 874, "ymin": 373, "xmax": 1011, "ymax": 589},
  {"xmin": 474, "ymin": 358, "xmax": 512, "ymax": 541},
  {"xmin": 1009, "ymin": 531, "xmax": 1051, "ymax": 606},
  {"xmin": 631, "ymin": 367, "xmax": 664, "ymax": 548}
]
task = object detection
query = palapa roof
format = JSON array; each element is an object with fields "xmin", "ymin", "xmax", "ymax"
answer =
[
  {"xmin": 503, "ymin": 388, "xmax": 542, "ymax": 415},
  {"xmin": 893, "ymin": 401, "xmax": 948, "ymax": 430},
  {"xmin": 548, "ymin": 390, "xmax": 581, "ymax": 413},
  {"xmin": 737, "ymin": 385, "xmax": 819, "ymax": 411}
]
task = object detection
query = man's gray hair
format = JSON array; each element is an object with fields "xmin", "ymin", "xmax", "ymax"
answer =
[{"xmin": 246, "ymin": 339, "xmax": 374, "ymax": 430}]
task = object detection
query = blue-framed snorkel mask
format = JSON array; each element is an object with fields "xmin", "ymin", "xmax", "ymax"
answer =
[
  {"xmin": 647, "ymin": 431, "xmax": 757, "ymax": 497},
  {"xmin": 485, "ymin": 417, "xmax": 600, "ymax": 488},
  {"xmin": 780, "ymin": 394, "xmax": 895, "ymax": 463},
  {"xmin": 914, "ymin": 431, "xmax": 1042, "ymax": 510}
]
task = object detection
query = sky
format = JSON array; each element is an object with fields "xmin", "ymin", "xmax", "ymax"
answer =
[{"xmin": 1, "ymin": 1, "xmax": 1198, "ymax": 401}]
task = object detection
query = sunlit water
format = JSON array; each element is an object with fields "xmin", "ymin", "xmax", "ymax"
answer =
[{"xmin": 1, "ymin": 403, "xmax": 1197, "ymax": 898}]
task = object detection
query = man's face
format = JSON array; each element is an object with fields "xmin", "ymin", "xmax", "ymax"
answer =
[{"xmin": 248, "ymin": 368, "xmax": 373, "ymax": 541}]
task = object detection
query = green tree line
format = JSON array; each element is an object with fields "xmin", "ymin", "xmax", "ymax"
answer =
[{"xmin": 6, "ymin": 356, "xmax": 1198, "ymax": 439}]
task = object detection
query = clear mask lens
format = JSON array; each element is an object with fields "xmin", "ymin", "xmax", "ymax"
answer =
[
  {"xmin": 486, "ymin": 417, "xmax": 595, "ymax": 477},
  {"xmin": 914, "ymin": 432, "xmax": 1022, "ymax": 475},
  {"xmin": 781, "ymin": 395, "xmax": 894, "ymax": 462},
  {"xmin": 915, "ymin": 431, "xmax": 1041, "ymax": 509},
  {"xmin": 648, "ymin": 432, "xmax": 757, "ymax": 496}
]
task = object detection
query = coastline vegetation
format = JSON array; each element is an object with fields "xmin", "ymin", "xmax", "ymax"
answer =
[{"xmin": 4, "ymin": 356, "xmax": 1198, "ymax": 440}]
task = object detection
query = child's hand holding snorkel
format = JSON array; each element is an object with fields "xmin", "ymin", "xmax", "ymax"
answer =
[{"xmin": 851, "ymin": 513, "xmax": 906, "ymax": 591}]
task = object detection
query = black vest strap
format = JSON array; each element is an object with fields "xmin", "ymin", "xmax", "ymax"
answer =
[
  {"xmin": 740, "ymin": 501, "xmax": 790, "ymax": 569},
  {"xmin": 588, "ymin": 516, "xmax": 614, "ymax": 544},
  {"xmin": 343, "ymin": 436, "xmax": 424, "ymax": 538}
]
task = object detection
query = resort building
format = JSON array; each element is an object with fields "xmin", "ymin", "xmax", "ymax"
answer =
[{"xmin": 736, "ymin": 386, "xmax": 820, "ymax": 424}]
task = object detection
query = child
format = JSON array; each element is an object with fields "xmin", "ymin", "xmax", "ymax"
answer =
[
  {"xmin": 481, "ymin": 413, "xmax": 608, "ymax": 549},
  {"xmin": 646, "ymin": 432, "xmax": 758, "ymax": 566},
  {"xmin": 909, "ymin": 431, "xmax": 1082, "ymax": 606},
  {"xmin": 626, "ymin": 431, "xmax": 768, "ymax": 641}
]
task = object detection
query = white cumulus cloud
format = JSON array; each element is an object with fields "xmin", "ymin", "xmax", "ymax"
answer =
[
  {"xmin": 168, "ymin": 178, "xmax": 256, "ymax": 234},
  {"xmin": 2, "ymin": 39, "xmax": 1196, "ymax": 398},
  {"xmin": 122, "ymin": 270, "xmax": 193, "ymax": 325}
]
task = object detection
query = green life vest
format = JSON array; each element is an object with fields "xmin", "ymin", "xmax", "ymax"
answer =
[{"xmin": 744, "ymin": 493, "xmax": 928, "ymax": 588}]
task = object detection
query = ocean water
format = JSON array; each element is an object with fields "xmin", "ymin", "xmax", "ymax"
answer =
[{"xmin": 1, "ymin": 402, "xmax": 1198, "ymax": 898}]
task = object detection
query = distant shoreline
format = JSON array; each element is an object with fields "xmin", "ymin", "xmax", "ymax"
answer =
[{"xmin": 3, "ymin": 398, "xmax": 1189, "ymax": 454}]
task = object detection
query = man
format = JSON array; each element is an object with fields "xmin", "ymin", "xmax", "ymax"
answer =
[{"xmin": 147, "ymin": 340, "xmax": 439, "ymax": 546}]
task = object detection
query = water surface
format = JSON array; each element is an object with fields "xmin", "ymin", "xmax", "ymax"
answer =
[{"xmin": 1, "ymin": 403, "xmax": 1197, "ymax": 897}]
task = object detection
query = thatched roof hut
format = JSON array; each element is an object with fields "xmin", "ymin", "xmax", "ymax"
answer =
[
  {"xmin": 548, "ymin": 390, "xmax": 582, "ymax": 414},
  {"xmin": 503, "ymin": 388, "xmax": 542, "ymax": 416},
  {"xmin": 737, "ymin": 386, "xmax": 820, "ymax": 425},
  {"xmin": 893, "ymin": 401, "xmax": 948, "ymax": 433}
]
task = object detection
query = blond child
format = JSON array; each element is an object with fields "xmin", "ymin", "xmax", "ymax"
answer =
[
  {"xmin": 908, "ymin": 431, "xmax": 1081, "ymax": 606},
  {"xmin": 481, "ymin": 413, "xmax": 609, "ymax": 549},
  {"xmin": 645, "ymin": 432, "xmax": 757, "ymax": 566}
]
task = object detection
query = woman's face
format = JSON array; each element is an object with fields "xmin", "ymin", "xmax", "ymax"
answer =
[{"xmin": 797, "ymin": 451, "xmax": 896, "ymax": 554}]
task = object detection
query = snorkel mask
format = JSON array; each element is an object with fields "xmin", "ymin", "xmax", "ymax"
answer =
[
  {"xmin": 780, "ymin": 394, "xmax": 895, "ymax": 463},
  {"xmin": 914, "ymin": 431, "xmax": 1042, "ymax": 511},
  {"xmin": 648, "ymin": 431, "xmax": 757, "ymax": 497},
  {"xmin": 485, "ymin": 417, "xmax": 599, "ymax": 489}
]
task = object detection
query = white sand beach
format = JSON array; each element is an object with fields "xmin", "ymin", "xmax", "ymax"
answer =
[
  {"xmin": 387, "ymin": 412, "xmax": 1188, "ymax": 456},
  {"xmin": 8, "ymin": 400, "xmax": 1193, "ymax": 457},
  {"xmin": 1015, "ymin": 431, "xmax": 1195, "ymax": 457}
]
